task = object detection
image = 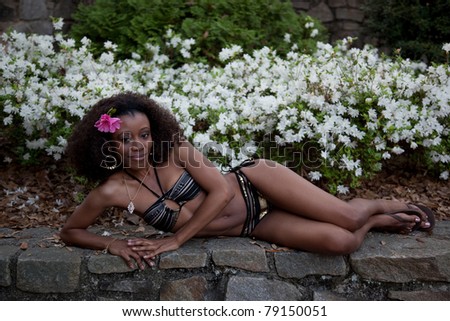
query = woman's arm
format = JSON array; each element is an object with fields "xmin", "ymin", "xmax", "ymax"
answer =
[
  {"xmin": 128, "ymin": 141, "xmax": 234, "ymax": 257},
  {"xmin": 173, "ymin": 140, "xmax": 235, "ymax": 243},
  {"xmin": 60, "ymin": 184, "xmax": 150, "ymax": 270}
]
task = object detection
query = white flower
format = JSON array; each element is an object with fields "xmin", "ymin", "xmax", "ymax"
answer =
[
  {"xmin": 340, "ymin": 155, "xmax": 360, "ymax": 171},
  {"xmin": 131, "ymin": 52, "xmax": 141, "ymax": 60},
  {"xmin": 218, "ymin": 45, "xmax": 243, "ymax": 62},
  {"xmin": 182, "ymin": 38, "xmax": 195, "ymax": 50},
  {"xmin": 310, "ymin": 29, "xmax": 319, "ymax": 38},
  {"xmin": 391, "ymin": 146, "xmax": 405, "ymax": 155},
  {"xmin": 284, "ymin": 33, "xmax": 291, "ymax": 43},
  {"xmin": 442, "ymin": 43, "xmax": 450, "ymax": 53},
  {"xmin": 308, "ymin": 171, "xmax": 322, "ymax": 181},
  {"xmin": 99, "ymin": 52, "xmax": 114, "ymax": 65},
  {"xmin": 337, "ymin": 185, "xmax": 349, "ymax": 194},
  {"xmin": 80, "ymin": 36, "xmax": 91, "ymax": 46},
  {"xmin": 26, "ymin": 138, "xmax": 47, "ymax": 150},
  {"xmin": 52, "ymin": 18, "xmax": 64, "ymax": 31},
  {"xmin": 104, "ymin": 41, "xmax": 117, "ymax": 51},
  {"xmin": 180, "ymin": 48, "xmax": 191, "ymax": 59},
  {"xmin": 168, "ymin": 35, "xmax": 182, "ymax": 48},
  {"xmin": 440, "ymin": 171, "xmax": 449, "ymax": 180},
  {"xmin": 3, "ymin": 115, "xmax": 13, "ymax": 125}
]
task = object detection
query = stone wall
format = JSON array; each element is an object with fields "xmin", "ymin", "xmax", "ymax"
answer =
[
  {"xmin": 0, "ymin": 0, "xmax": 369, "ymax": 47},
  {"xmin": 0, "ymin": 0, "xmax": 81, "ymax": 35},
  {"xmin": 1, "ymin": 223, "xmax": 450, "ymax": 301},
  {"xmin": 292, "ymin": 0, "xmax": 369, "ymax": 47}
]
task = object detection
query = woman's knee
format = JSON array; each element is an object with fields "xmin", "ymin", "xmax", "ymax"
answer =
[
  {"xmin": 334, "ymin": 204, "xmax": 366, "ymax": 231},
  {"xmin": 321, "ymin": 232, "xmax": 359, "ymax": 255}
]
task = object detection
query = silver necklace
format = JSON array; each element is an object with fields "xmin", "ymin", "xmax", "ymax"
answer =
[{"xmin": 123, "ymin": 166, "xmax": 151, "ymax": 214}]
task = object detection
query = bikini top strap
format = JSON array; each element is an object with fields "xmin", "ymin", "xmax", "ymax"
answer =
[
  {"xmin": 124, "ymin": 169, "xmax": 161, "ymax": 198},
  {"xmin": 227, "ymin": 158, "xmax": 256, "ymax": 172},
  {"xmin": 153, "ymin": 166, "xmax": 165, "ymax": 195}
]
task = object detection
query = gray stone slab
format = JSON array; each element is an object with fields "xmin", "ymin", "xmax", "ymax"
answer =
[
  {"xmin": 17, "ymin": 247, "xmax": 81, "ymax": 293},
  {"xmin": 19, "ymin": 0, "xmax": 48, "ymax": 20},
  {"xmin": 88, "ymin": 253, "xmax": 135, "ymax": 274},
  {"xmin": 350, "ymin": 232, "xmax": 450, "ymax": 283},
  {"xmin": 313, "ymin": 290, "xmax": 348, "ymax": 301},
  {"xmin": 0, "ymin": 227, "xmax": 59, "ymax": 246},
  {"xmin": 101, "ymin": 279, "xmax": 155, "ymax": 293},
  {"xmin": 226, "ymin": 276, "xmax": 307, "ymax": 301},
  {"xmin": 208, "ymin": 238, "xmax": 269, "ymax": 272},
  {"xmin": 275, "ymin": 251, "xmax": 348, "ymax": 279},
  {"xmin": 159, "ymin": 239, "xmax": 208, "ymax": 269},
  {"xmin": 431, "ymin": 222, "xmax": 450, "ymax": 239},
  {"xmin": 308, "ymin": 2, "xmax": 334, "ymax": 23},
  {"xmin": 388, "ymin": 290, "xmax": 450, "ymax": 301},
  {"xmin": 335, "ymin": 8, "xmax": 365, "ymax": 22},
  {"xmin": 0, "ymin": 245, "xmax": 19, "ymax": 286},
  {"xmin": 160, "ymin": 276, "xmax": 208, "ymax": 301},
  {"xmin": 0, "ymin": 227, "xmax": 55, "ymax": 247}
]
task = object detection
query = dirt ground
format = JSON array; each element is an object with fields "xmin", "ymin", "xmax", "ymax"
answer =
[{"xmin": 0, "ymin": 158, "xmax": 448, "ymax": 230}]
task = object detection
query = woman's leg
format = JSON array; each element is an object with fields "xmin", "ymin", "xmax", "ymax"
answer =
[
  {"xmin": 240, "ymin": 159, "xmax": 426, "ymax": 231},
  {"xmin": 250, "ymin": 208, "xmax": 418, "ymax": 255}
]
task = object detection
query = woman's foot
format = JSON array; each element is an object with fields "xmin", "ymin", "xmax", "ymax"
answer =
[
  {"xmin": 375, "ymin": 200, "xmax": 433, "ymax": 230},
  {"xmin": 369, "ymin": 212, "xmax": 422, "ymax": 234}
]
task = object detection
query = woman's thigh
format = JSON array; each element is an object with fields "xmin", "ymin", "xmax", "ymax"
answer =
[
  {"xmin": 250, "ymin": 208, "xmax": 357, "ymax": 255},
  {"xmin": 241, "ymin": 159, "xmax": 356, "ymax": 225}
]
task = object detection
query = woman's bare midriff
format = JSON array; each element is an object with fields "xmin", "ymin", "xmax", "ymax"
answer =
[{"xmin": 172, "ymin": 172, "xmax": 247, "ymax": 237}]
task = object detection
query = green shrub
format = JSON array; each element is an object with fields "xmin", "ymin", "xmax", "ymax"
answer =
[
  {"xmin": 362, "ymin": 0, "xmax": 450, "ymax": 63},
  {"xmin": 69, "ymin": 0, "xmax": 327, "ymax": 65}
]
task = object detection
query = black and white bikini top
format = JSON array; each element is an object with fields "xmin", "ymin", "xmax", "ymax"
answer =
[{"xmin": 124, "ymin": 167, "xmax": 202, "ymax": 232}]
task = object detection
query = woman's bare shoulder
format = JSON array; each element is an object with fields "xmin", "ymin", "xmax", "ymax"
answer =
[{"xmin": 88, "ymin": 172, "xmax": 125, "ymax": 206}]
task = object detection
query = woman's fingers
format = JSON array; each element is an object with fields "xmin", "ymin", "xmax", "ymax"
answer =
[
  {"xmin": 107, "ymin": 239, "xmax": 153, "ymax": 270},
  {"xmin": 127, "ymin": 238, "xmax": 162, "ymax": 253},
  {"xmin": 123, "ymin": 252, "xmax": 144, "ymax": 270},
  {"xmin": 127, "ymin": 236, "xmax": 180, "ymax": 260},
  {"xmin": 128, "ymin": 238, "xmax": 153, "ymax": 250}
]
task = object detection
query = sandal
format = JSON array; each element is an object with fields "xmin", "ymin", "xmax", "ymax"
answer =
[
  {"xmin": 384, "ymin": 203, "xmax": 435, "ymax": 232},
  {"xmin": 408, "ymin": 203, "xmax": 435, "ymax": 231}
]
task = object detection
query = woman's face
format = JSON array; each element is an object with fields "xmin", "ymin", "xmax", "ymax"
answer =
[{"xmin": 111, "ymin": 112, "xmax": 153, "ymax": 169}]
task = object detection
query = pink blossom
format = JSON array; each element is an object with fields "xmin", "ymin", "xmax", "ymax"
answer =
[{"xmin": 94, "ymin": 114, "xmax": 122, "ymax": 133}]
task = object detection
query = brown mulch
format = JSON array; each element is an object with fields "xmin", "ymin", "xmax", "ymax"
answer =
[{"xmin": 0, "ymin": 160, "xmax": 448, "ymax": 230}]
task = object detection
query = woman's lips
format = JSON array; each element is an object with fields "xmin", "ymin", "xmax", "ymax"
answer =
[{"xmin": 129, "ymin": 153, "xmax": 146, "ymax": 161}]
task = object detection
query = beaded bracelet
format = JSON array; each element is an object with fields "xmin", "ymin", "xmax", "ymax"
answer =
[{"xmin": 102, "ymin": 238, "xmax": 118, "ymax": 254}]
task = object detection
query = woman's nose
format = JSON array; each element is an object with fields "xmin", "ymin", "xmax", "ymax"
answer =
[{"xmin": 130, "ymin": 139, "xmax": 145, "ymax": 150}]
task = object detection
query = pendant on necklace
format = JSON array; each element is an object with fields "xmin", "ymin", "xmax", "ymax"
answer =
[{"xmin": 127, "ymin": 201, "xmax": 135, "ymax": 214}]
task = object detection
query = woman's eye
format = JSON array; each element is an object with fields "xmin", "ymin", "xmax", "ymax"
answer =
[{"xmin": 142, "ymin": 133, "xmax": 150, "ymax": 139}]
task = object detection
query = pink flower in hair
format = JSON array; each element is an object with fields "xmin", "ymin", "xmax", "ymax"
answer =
[{"xmin": 95, "ymin": 113, "xmax": 122, "ymax": 133}]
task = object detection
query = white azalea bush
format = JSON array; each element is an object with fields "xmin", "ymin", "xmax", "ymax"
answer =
[{"xmin": 1, "ymin": 20, "xmax": 449, "ymax": 193}]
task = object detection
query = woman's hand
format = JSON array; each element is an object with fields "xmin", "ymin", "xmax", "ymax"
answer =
[
  {"xmin": 107, "ymin": 239, "xmax": 155, "ymax": 270},
  {"xmin": 127, "ymin": 236, "xmax": 180, "ymax": 260}
]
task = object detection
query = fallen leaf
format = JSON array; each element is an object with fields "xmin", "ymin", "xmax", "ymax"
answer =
[{"xmin": 134, "ymin": 226, "xmax": 146, "ymax": 233}]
